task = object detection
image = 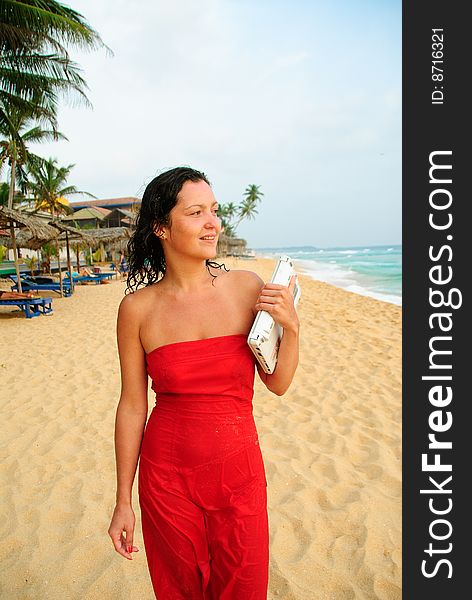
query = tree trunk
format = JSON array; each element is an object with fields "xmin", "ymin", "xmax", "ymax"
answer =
[
  {"xmin": 56, "ymin": 239, "xmax": 63, "ymax": 297},
  {"xmin": 65, "ymin": 232, "xmax": 74, "ymax": 294},
  {"xmin": 7, "ymin": 157, "xmax": 16, "ymax": 209},
  {"xmin": 10, "ymin": 226, "xmax": 22, "ymax": 293}
]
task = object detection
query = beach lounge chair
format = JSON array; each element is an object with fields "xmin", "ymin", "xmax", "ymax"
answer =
[
  {"xmin": 10, "ymin": 274, "xmax": 56, "ymax": 285},
  {"xmin": 65, "ymin": 271, "xmax": 115, "ymax": 285},
  {"xmin": 96, "ymin": 272, "xmax": 115, "ymax": 281},
  {"xmin": 111, "ymin": 258, "xmax": 129, "ymax": 275},
  {"xmin": 109, "ymin": 263, "xmax": 121, "ymax": 277},
  {"xmin": 9, "ymin": 274, "xmax": 73, "ymax": 297},
  {"xmin": 0, "ymin": 295, "xmax": 53, "ymax": 318}
]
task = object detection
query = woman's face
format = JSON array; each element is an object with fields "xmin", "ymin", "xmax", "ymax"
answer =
[{"xmin": 161, "ymin": 179, "xmax": 222, "ymax": 258}]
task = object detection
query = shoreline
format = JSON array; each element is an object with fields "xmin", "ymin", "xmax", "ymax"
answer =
[{"xmin": 252, "ymin": 250, "xmax": 402, "ymax": 307}]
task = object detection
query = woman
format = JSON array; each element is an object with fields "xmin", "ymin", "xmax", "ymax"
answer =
[
  {"xmin": 107, "ymin": 166, "xmax": 300, "ymax": 599},
  {"xmin": 119, "ymin": 252, "xmax": 128, "ymax": 277}
]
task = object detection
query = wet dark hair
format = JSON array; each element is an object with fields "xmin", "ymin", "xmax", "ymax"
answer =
[{"xmin": 125, "ymin": 166, "xmax": 229, "ymax": 294}]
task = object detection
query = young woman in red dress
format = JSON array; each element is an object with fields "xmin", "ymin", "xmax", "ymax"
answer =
[{"xmin": 107, "ymin": 167, "xmax": 300, "ymax": 599}]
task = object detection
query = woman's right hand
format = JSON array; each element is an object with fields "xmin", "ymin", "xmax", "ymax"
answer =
[{"xmin": 108, "ymin": 503, "xmax": 139, "ymax": 560}]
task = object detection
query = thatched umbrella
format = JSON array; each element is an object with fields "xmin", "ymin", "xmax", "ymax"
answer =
[
  {"xmin": 105, "ymin": 236, "xmax": 130, "ymax": 254},
  {"xmin": 1, "ymin": 211, "xmax": 97, "ymax": 297},
  {"xmin": 0, "ymin": 206, "xmax": 59, "ymax": 293},
  {"xmin": 80, "ymin": 227, "xmax": 133, "ymax": 264},
  {"xmin": 81, "ymin": 226, "xmax": 133, "ymax": 245},
  {"xmin": 43, "ymin": 224, "xmax": 132, "ymax": 273},
  {"xmin": 48, "ymin": 221, "xmax": 94, "ymax": 293},
  {"xmin": 2, "ymin": 228, "xmax": 57, "ymax": 250},
  {"xmin": 5, "ymin": 222, "xmax": 133, "ymax": 277}
]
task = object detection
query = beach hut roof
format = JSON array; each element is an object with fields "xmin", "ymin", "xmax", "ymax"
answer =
[
  {"xmin": 105, "ymin": 207, "xmax": 135, "ymax": 219},
  {"xmin": 218, "ymin": 233, "xmax": 247, "ymax": 247},
  {"xmin": 62, "ymin": 206, "xmax": 110, "ymax": 221},
  {"xmin": 69, "ymin": 197, "xmax": 141, "ymax": 210},
  {"xmin": 2, "ymin": 226, "xmax": 94, "ymax": 250},
  {"xmin": 89, "ymin": 206, "xmax": 110, "ymax": 216},
  {"xmin": 0, "ymin": 209, "xmax": 98, "ymax": 250},
  {"xmin": 0, "ymin": 206, "xmax": 59, "ymax": 241},
  {"xmin": 2, "ymin": 229, "xmax": 57, "ymax": 250},
  {"xmin": 80, "ymin": 226, "xmax": 132, "ymax": 245},
  {"xmin": 48, "ymin": 220, "xmax": 95, "ymax": 243}
]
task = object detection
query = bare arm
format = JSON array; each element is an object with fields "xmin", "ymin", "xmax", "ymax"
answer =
[
  {"xmin": 114, "ymin": 293, "xmax": 149, "ymax": 505},
  {"xmin": 256, "ymin": 324, "xmax": 300, "ymax": 396},
  {"xmin": 245, "ymin": 271, "xmax": 301, "ymax": 396}
]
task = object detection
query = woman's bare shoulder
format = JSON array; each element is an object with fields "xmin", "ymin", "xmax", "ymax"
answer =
[
  {"xmin": 225, "ymin": 270, "xmax": 265, "ymax": 316},
  {"xmin": 228, "ymin": 268, "xmax": 265, "ymax": 291},
  {"xmin": 118, "ymin": 283, "xmax": 160, "ymax": 318}
]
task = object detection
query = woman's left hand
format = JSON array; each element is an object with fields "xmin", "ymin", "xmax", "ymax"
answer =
[{"xmin": 254, "ymin": 274, "xmax": 300, "ymax": 332}]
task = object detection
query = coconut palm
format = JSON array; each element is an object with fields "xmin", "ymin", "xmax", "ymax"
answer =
[
  {"xmin": 0, "ymin": 0, "xmax": 111, "ymax": 126},
  {"xmin": 0, "ymin": 180, "xmax": 8, "ymax": 205},
  {"xmin": 0, "ymin": 102, "xmax": 67, "ymax": 208},
  {"xmin": 0, "ymin": 180, "xmax": 25, "ymax": 206},
  {"xmin": 238, "ymin": 184, "xmax": 264, "ymax": 223},
  {"xmin": 225, "ymin": 185, "xmax": 264, "ymax": 233},
  {"xmin": 219, "ymin": 201, "xmax": 238, "ymax": 218},
  {"xmin": 24, "ymin": 254, "xmax": 37, "ymax": 275},
  {"xmin": 219, "ymin": 219, "xmax": 236, "ymax": 238},
  {"xmin": 39, "ymin": 240, "xmax": 58, "ymax": 273},
  {"xmin": 27, "ymin": 157, "xmax": 95, "ymax": 218},
  {"xmin": 217, "ymin": 201, "xmax": 238, "ymax": 237}
]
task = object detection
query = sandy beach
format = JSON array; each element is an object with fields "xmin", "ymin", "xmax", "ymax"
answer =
[{"xmin": 0, "ymin": 256, "xmax": 401, "ymax": 599}]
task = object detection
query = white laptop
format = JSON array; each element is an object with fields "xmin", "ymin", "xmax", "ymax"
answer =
[{"xmin": 247, "ymin": 255, "xmax": 301, "ymax": 374}]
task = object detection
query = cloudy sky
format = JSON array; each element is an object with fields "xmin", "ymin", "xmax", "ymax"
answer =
[{"xmin": 31, "ymin": 0, "xmax": 401, "ymax": 249}]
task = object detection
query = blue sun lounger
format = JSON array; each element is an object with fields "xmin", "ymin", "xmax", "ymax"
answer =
[
  {"xmin": 65, "ymin": 271, "xmax": 115, "ymax": 285},
  {"xmin": 9, "ymin": 275, "xmax": 73, "ymax": 297},
  {"xmin": 0, "ymin": 296, "xmax": 53, "ymax": 318}
]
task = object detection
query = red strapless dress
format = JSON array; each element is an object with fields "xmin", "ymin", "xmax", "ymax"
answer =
[{"xmin": 138, "ymin": 333, "xmax": 269, "ymax": 600}]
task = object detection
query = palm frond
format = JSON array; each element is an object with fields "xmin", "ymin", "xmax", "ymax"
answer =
[
  {"xmin": 0, "ymin": 0, "xmax": 111, "ymax": 54},
  {"xmin": 0, "ymin": 52, "xmax": 91, "ymax": 108},
  {"xmin": 22, "ymin": 125, "xmax": 68, "ymax": 143}
]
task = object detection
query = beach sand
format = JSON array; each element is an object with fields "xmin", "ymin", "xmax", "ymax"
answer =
[{"xmin": 0, "ymin": 257, "xmax": 401, "ymax": 599}]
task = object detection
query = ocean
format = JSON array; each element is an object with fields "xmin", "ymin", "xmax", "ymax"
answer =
[{"xmin": 253, "ymin": 244, "xmax": 402, "ymax": 306}]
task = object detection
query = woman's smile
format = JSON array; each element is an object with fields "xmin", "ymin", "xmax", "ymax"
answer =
[{"xmin": 199, "ymin": 235, "xmax": 217, "ymax": 243}]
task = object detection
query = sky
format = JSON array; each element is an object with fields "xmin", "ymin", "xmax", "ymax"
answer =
[{"xmin": 30, "ymin": 0, "xmax": 401, "ymax": 249}]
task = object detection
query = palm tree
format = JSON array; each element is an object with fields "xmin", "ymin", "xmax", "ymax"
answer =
[
  {"xmin": 0, "ymin": 180, "xmax": 8, "ymax": 205},
  {"xmin": 27, "ymin": 157, "xmax": 95, "ymax": 218},
  {"xmin": 0, "ymin": 103, "xmax": 67, "ymax": 208},
  {"xmin": 39, "ymin": 240, "xmax": 58, "ymax": 274},
  {"xmin": 0, "ymin": 180, "xmax": 24, "ymax": 206},
  {"xmin": 232, "ymin": 185, "xmax": 262, "ymax": 230},
  {"xmin": 218, "ymin": 219, "xmax": 236, "ymax": 238},
  {"xmin": 0, "ymin": 0, "xmax": 111, "ymax": 127},
  {"xmin": 24, "ymin": 254, "xmax": 37, "ymax": 275},
  {"xmin": 217, "ymin": 201, "xmax": 237, "ymax": 237},
  {"xmin": 219, "ymin": 202, "xmax": 238, "ymax": 218}
]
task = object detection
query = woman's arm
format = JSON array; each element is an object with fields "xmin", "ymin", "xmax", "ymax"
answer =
[
  {"xmin": 256, "ymin": 323, "xmax": 300, "ymax": 396},
  {"xmin": 108, "ymin": 294, "xmax": 148, "ymax": 560},
  {"xmin": 114, "ymin": 293, "xmax": 149, "ymax": 504},
  {"xmin": 245, "ymin": 271, "xmax": 300, "ymax": 396}
]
